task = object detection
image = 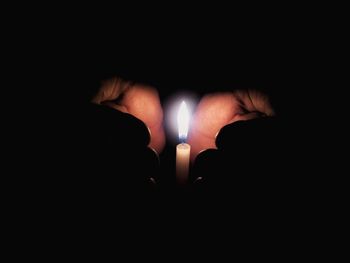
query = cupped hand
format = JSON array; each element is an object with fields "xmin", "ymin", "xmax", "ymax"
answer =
[
  {"xmin": 187, "ymin": 89, "xmax": 275, "ymax": 161},
  {"xmin": 92, "ymin": 77, "xmax": 165, "ymax": 153}
]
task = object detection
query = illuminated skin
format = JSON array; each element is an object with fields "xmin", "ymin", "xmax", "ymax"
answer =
[
  {"xmin": 92, "ymin": 77, "xmax": 165, "ymax": 154},
  {"xmin": 187, "ymin": 89, "xmax": 275, "ymax": 161}
]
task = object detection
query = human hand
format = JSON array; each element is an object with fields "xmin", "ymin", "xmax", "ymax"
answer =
[
  {"xmin": 187, "ymin": 89, "xmax": 275, "ymax": 161},
  {"xmin": 92, "ymin": 77, "xmax": 165, "ymax": 153}
]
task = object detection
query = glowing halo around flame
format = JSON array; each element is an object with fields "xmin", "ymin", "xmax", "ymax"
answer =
[{"xmin": 163, "ymin": 92, "xmax": 198, "ymax": 145}]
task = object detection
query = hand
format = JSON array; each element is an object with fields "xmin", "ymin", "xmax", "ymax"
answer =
[
  {"xmin": 92, "ymin": 77, "xmax": 165, "ymax": 153},
  {"xmin": 188, "ymin": 89, "xmax": 275, "ymax": 161}
]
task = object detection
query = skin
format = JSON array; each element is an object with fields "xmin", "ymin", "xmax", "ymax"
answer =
[
  {"xmin": 92, "ymin": 77, "xmax": 165, "ymax": 154},
  {"xmin": 187, "ymin": 89, "xmax": 275, "ymax": 161}
]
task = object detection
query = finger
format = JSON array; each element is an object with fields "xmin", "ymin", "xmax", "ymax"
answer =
[
  {"xmin": 248, "ymin": 89, "xmax": 275, "ymax": 116},
  {"xmin": 91, "ymin": 77, "xmax": 131, "ymax": 104},
  {"xmin": 233, "ymin": 89, "xmax": 275, "ymax": 116},
  {"xmin": 230, "ymin": 111, "xmax": 265, "ymax": 123}
]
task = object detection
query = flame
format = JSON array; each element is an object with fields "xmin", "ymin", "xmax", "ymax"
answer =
[{"xmin": 177, "ymin": 101, "xmax": 190, "ymax": 141}]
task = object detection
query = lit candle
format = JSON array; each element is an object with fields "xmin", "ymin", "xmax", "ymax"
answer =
[{"xmin": 176, "ymin": 101, "xmax": 191, "ymax": 185}]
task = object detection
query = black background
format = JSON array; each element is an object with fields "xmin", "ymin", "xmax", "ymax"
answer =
[{"xmin": 6, "ymin": 4, "xmax": 338, "ymax": 253}]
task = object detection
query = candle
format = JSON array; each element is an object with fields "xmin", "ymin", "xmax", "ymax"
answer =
[
  {"xmin": 176, "ymin": 101, "xmax": 191, "ymax": 185},
  {"xmin": 176, "ymin": 143, "xmax": 191, "ymax": 184}
]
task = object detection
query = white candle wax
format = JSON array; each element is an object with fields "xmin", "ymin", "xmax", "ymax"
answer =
[{"xmin": 176, "ymin": 143, "xmax": 191, "ymax": 184}]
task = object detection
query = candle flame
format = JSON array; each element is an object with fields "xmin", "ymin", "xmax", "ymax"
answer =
[{"xmin": 177, "ymin": 101, "xmax": 190, "ymax": 141}]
